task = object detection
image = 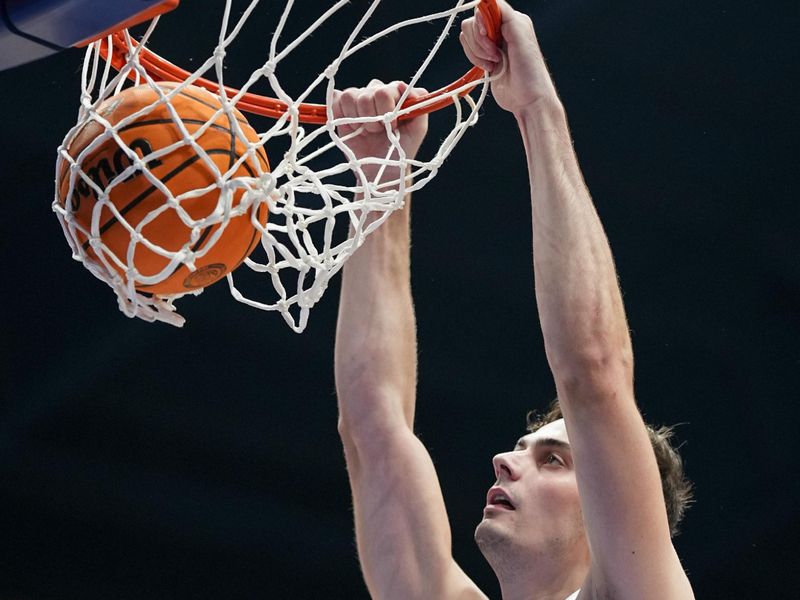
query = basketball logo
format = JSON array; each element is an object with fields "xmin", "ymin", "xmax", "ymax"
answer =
[{"xmin": 183, "ymin": 263, "xmax": 227, "ymax": 288}]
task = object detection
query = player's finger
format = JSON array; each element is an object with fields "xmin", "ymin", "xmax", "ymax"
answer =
[
  {"xmin": 495, "ymin": 0, "xmax": 535, "ymax": 46},
  {"xmin": 357, "ymin": 89, "xmax": 383, "ymax": 133},
  {"xmin": 332, "ymin": 89, "xmax": 352, "ymax": 136},
  {"xmin": 394, "ymin": 82, "xmax": 430, "ymax": 125},
  {"xmin": 473, "ymin": 12, "xmax": 501, "ymax": 61},
  {"xmin": 332, "ymin": 89, "xmax": 342, "ymax": 117},
  {"xmin": 462, "ymin": 19, "xmax": 500, "ymax": 64},
  {"xmin": 396, "ymin": 82, "xmax": 429, "ymax": 101},
  {"xmin": 338, "ymin": 87, "xmax": 360, "ymax": 135},
  {"xmin": 340, "ymin": 88, "xmax": 359, "ymax": 117},
  {"xmin": 495, "ymin": 0, "xmax": 516, "ymax": 22},
  {"xmin": 475, "ymin": 7, "xmax": 487, "ymax": 36},
  {"xmin": 374, "ymin": 83, "xmax": 401, "ymax": 128},
  {"xmin": 460, "ymin": 30, "xmax": 496, "ymax": 72}
]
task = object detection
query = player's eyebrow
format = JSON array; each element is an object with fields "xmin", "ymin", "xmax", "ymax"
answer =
[
  {"xmin": 536, "ymin": 438, "xmax": 571, "ymax": 452},
  {"xmin": 516, "ymin": 437, "xmax": 572, "ymax": 452}
]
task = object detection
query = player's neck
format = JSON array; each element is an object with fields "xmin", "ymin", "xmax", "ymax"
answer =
[
  {"xmin": 491, "ymin": 551, "xmax": 587, "ymax": 600},
  {"xmin": 498, "ymin": 574, "xmax": 583, "ymax": 600}
]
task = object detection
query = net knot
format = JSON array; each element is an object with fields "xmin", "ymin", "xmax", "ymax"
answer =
[
  {"xmin": 262, "ymin": 60, "xmax": 277, "ymax": 76},
  {"xmin": 213, "ymin": 46, "xmax": 227, "ymax": 61},
  {"xmin": 298, "ymin": 293, "xmax": 315, "ymax": 309},
  {"xmin": 323, "ymin": 62, "xmax": 339, "ymax": 79},
  {"xmin": 258, "ymin": 172, "xmax": 276, "ymax": 193},
  {"xmin": 133, "ymin": 157, "xmax": 148, "ymax": 172}
]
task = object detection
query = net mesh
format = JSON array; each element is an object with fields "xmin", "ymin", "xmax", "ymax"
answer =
[{"xmin": 53, "ymin": 0, "xmax": 495, "ymax": 331}]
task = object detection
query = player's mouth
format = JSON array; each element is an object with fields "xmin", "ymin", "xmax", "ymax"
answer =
[{"xmin": 486, "ymin": 487, "xmax": 516, "ymax": 511}]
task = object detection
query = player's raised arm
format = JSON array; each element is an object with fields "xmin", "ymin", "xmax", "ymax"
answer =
[
  {"xmin": 462, "ymin": 2, "xmax": 694, "ymax": 598},
  {"xmin": 333, "ymin": 81, "xmax": 486, "ymax": 600}
]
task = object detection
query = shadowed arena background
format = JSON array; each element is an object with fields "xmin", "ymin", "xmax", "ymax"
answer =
[{"xmin": 1, "ymin": 0, "xmax": 798, "ymax": 598}]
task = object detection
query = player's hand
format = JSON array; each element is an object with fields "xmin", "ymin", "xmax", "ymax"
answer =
[
  {"xmin": 460, "ymin": 0, "xmax": 559, "ymax": 115},
  {"xmin": 332, "ymin": 80, "xmax": 428, "ymax": 180}
]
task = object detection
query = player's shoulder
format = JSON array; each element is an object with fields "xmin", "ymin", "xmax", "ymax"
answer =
[
  {"xmin": 441, "ymin": 565, "xmax": 490, "ymax": 600},
  {"xmin": 579, "ymin": 557, "xmax": 695, "ymax": 600}
]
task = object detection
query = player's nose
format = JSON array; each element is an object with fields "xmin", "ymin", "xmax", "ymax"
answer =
[{"xmin": 492, "ymin": 451, "xmax": 520, "ymax": 481}]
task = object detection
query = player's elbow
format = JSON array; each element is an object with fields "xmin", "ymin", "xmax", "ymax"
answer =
[
  {"xmin": 336, "ymin": 413, "xmax": 376, "ymax": 448},
  {"xmin": 550, "ymin": 344, "xmax": 634, "ymax": 404},
  {"xmin": 336, "ymin": 386, "xmax": 412, "ymax": 449}
]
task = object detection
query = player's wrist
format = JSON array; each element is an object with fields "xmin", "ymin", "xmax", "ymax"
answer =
[{"xmin": 513, "ymin": 94, "xmax": 566, "ymax": 131}]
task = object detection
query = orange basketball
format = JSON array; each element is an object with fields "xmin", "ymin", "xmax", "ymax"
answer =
[{"xmin": 57, "ymin": 82, "xmax": 269, "ymax": 295}]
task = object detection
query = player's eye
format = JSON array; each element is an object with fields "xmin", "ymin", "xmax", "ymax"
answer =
[{"xmin": 544, "ymin": 453, "xmax": 563, "ymax": 466}]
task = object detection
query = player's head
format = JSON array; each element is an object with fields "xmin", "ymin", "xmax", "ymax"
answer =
[
  {"xmin": 474, "ymin": 398, "xmax": 693, "ymax": 574},
  {"xmin": 474, "ymin": 414, "xmax": 590, "ymax": 577}
]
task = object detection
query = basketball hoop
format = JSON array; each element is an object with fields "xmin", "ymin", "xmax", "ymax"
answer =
[
  {"xmin": 95, "ymin": 1, "xmax": 500, "ymax": 123},
  {"xmin": 54, "ymin": 0, "xmax": 501, "ymax": 331}
]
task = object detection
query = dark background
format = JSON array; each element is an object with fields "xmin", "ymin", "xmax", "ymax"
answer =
[{"xmin": 1, "ymin": 0, "xmax": 798, "ymax": 598}]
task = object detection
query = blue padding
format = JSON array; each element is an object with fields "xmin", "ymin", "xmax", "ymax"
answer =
[
  {"xmin": 0, "ymin": 30, "xmax": 57, "ymax": 70},
  {"xmin": 0, "ymin": 0, "xmax": 169, "ymax": 70}
]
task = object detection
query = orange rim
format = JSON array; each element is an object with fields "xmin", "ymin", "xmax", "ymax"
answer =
[{"xmin": 97, "ymin": 0, "xmax": 501, "ymax": 124}]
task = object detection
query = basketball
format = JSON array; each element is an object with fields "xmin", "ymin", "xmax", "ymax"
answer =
[{"xmin": 57, "ymin": 82, "xmax": 269, "ymax": 295}]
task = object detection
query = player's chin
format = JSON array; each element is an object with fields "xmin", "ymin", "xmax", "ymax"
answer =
[
  {"xmin": 474, "ymin": 517, "xmax": 510, "ymax": 549},
  {"xmin": 474, "ymin": 517, "xmax": 492, "ymax": 538}
]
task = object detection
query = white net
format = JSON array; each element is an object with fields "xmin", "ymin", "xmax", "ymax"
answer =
[{"xmin": 53, "ymin": 0, "xmax": 495, "ymax": 332}]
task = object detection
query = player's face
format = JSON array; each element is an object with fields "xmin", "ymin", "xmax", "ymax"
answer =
[{"xmin": 475, "ymin": 418, "xmax": 588, "ymax": 559}]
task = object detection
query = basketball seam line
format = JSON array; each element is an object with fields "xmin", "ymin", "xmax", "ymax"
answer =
[
  {"xmin": 149, "ymin": 84, "xmax": 251, "ymax": 124},
  {"xmin": 79, "ymin": 148, "xmax": 227, "ymax": 250},
  {"xmin": 170, "ymin": 88, "xmax": 251, "ymax": 127},
  {"xmin": 81, "ymin": 139, "xmax": 257, "ymax": 290},
  {"xmin": 59, "ymin": 119, "xmax": 260, "ymax": 190},
  {"xmin": 79, "ymin": 147, "xmax": 259, "ymax": 251}
]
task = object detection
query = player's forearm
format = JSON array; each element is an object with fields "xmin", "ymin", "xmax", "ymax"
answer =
[
  {"xmin": 335, "ymin": 200, "xmax": 418, "ymax": 440},
  {"xmin": 518, "ymin": 97, "xmax": 633, "ymax": 392}
]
